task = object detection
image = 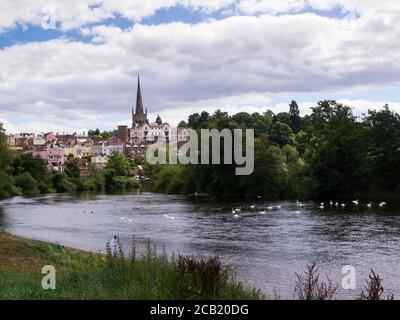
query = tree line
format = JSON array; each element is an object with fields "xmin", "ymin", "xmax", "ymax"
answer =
[{"xmin": 150, "ymin": 100, "xmax": 400, "ymax": 200}]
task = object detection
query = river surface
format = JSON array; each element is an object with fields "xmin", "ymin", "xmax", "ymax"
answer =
[{"xmin": 1, "ymin": 192, "xmax": 400, "ymax": 299}]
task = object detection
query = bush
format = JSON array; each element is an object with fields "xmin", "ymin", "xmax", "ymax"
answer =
[
  {"xmin": 51, "ymin": 173, "xmax": 77, "ymax": 193},
  {"xmin": 0, "ymin": 172, "xmax": 20, "ymax": 199},
  {"xmin": 295, "ymin": 263, "xmax": 337, "ymax": 300},
  {"xmin": 38, "ymin": 181, "xmax": 53, "ymax": 194},
  {"xmin": 14, "ymin": 172, "xmax": 40, "ymax": 196}
]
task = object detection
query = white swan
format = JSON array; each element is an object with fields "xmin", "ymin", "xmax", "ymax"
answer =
[
  {"xmin": 163, "ymin": 214, "xmax": 176, "ymax": 220},
  {"xmin": 367, "ymin": 203, "xmax": 372, "ymax": 208},
  {"xmin": 259, "ymin": 211, "xmax": 267, "ymax": 215}
]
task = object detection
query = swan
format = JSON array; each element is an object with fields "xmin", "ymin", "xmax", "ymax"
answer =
[
  {"xmin": 295, "ymin": 211, "xmax": 301, "ymax": 214},
  {"xmin": 341, "ymin": 203, "xmax": 346, "ymax": 207},
  {"xmin": 250, "ymin": 205, "xmax": 255, "ymax": 210},
  {"xmin": 352, "ymin": 199, "xmax": 359, "ymax": 205},
  {"xmin": 335, "ymin": 202, "xmax": 339, "ymax": 207},
  {"xmin": 276, "ymin": 205, "xmax": 282, "ymax": 209},
  {"xmin": 367, "ymin": 203, "xmax": 372, "ymax": 208},
  {"xmin": 319, "ymin": 205, "xmax": 324, "ymax": 209},
  {"xmin": 329, "ymin": 200, "xmax": 333, "ymax": 206},
  {"xmin": 259, "ymin": 211, "xmax": 267, "ymax": 215},
  {"xmin": 267, "ymin": 206, "xmax": 274, "ymax": 211},
  {"xmin": 163, "ymin": 214, "xmax": 176, "ymax": 220},
  {"xmin": 128, "ymin": 219, "xmax": 133, "ymax": 222},
  {"xmin": 120, "ymin": 217, "xmax": 125, "ymax": 220},
  {"xmin": 233, "ymin": 213, "xmax": 240, "ymax": 218}
]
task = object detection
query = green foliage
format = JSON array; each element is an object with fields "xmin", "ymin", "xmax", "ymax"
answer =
[
  {"xmin": 0, "ymin": 238, "xmax": 263, "ymax": 300},
  {"xmin": 14, "ymin": 172, "xmax": 40, "ymax": 196},
  {"xmin": 65, "ymin": 158, "xmax": 81, "ymax": 179},
  {"xmin": 0, "ymin": 172, "xmax": 20, "ymax": 199},
  {"xmin": 51, "ymin": 173, "xmax": 77, "ymax": 193},
  {"xmin": 105, "ymin": 152, "xmax": 131, "ymax": 176},
  {"xmin": 12, "ymin": 154, "xmax": 48, "ymax": 181}
]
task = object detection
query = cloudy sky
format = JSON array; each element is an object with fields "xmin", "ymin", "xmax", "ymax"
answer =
[{"xmin": 0, "ymin": 0, "xmax": 400, "ymax": 133}]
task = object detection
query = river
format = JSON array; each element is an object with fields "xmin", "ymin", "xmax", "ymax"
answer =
[{"xmin": 1, "ymin": 192, "xmax": 400, "ymax": 299}]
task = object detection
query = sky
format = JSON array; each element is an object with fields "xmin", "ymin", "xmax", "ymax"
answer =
[{"xmin": 0, "ymin": 0, "xmax": 400, "ymax": 134}]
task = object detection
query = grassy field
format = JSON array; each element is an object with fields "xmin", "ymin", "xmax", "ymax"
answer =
[{"xmin": 0, "ymin": 232, "xmax": 263, "ymax": 300}]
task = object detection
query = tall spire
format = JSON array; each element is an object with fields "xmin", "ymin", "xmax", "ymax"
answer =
[
  {"xmin": 136, "ymin": 74, "xmax": 144, "ymax": 116},
  {"xmin": 132, "ymin": 74, "xmax": 148, "ymax": 126}
]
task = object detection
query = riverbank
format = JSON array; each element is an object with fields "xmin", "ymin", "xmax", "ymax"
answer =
[{"xmin": 0, "ymin": 232, "xmax": 263, "ymax": 300}]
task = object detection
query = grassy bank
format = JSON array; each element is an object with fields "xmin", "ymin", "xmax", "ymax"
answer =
[{"xmin": 0, "ymin": 232, "xmax": 263, "ymax": 300}]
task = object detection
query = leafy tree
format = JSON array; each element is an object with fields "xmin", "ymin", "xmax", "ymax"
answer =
[
  {"xmin": 65, "ymin": 158, "xmax": 81, "ymax": 179},
  {"xmin": 11, "ymin": 154, "xmax": 48, "ymax": 181},
  {"xmin": 270, "ymin": 121, "xmax": 295, "ymax": 147},
  {"xmin": 364, "ymin": 105, "xmax": 400, "ymax": 189},
  {"xmin": 304, "ymin": 100, "xmax": 368, "ymax": 198},
  {"xmin": 14, "ymin": 172, "xmax": 40, "ymax": 196},
  {"xmin": 105, "ymin": 152, "xmax": 131, "ymax": 176},
  {"xmin": 0, "ymin": 124, "xmax": 10, "ymax": 171},
  {"xmin": 289, "ymin": 100, "xmax": 301, "ymax": 132},
  {"xmin": 274, "ymin": 112, "xmax": 291, "ymax": 127}
]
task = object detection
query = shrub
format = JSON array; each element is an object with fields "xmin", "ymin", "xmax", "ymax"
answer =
[
  {"xmin": 0, "ymin": 172, "xmax": 20, "ymax": 199},
  {"xmin": 51, "ymin": 173, "xmax": 76, "ymax": 193},
  {"xmin": 14, "ymin": 172, "xmax": 40, "ymax": 196},
  {"xmin": 358, "ymin": 270, "xmax": 394, "ymax": 300},
  {"xmin": 295, "ymin": 263, "xmax": 337, "ymax": 300},
  {"xmin": 176, "ymin": 255, "xmax": 229, "ymax": 299}
]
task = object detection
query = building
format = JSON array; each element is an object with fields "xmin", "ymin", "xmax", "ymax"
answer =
[
  {"xmin": 91, "ymin": 154, "xmax": 108, "ymax": 169},
  {"xmin": 129, "ymin": 76, "xmax": 171, "ymax": 146},
  {"xmin": 33, "ymin": 144, "xmax": 66, "ymax": 171}
]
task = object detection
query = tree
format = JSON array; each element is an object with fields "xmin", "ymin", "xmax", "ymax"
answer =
[
  {"xmin": 105, "ymin": 152, "xmax": 131, "ymax": 176},
  {"xmin": 0, "ymin": 124, "xmax": 10, "ymax": 171},
  {"xmin": 65, "ymin": 158, "xmax": 81, "ymax": 179},
  {"xmin": 14, "ymin": 172, "xmax": 40, "ymax": 196},
  {"xmin": 11, "ymin": 154, "xmax": 48, "ymax": 181},
  {"xmin": 289, "ymin": 100, "xmax": 301, "ymax": 132},
  {"xmin": 270, "ymin": 121, "xmax": 295, "ymax": 147},
  {"xmin": 364, "ymin": 105, "xmax": 400, "ymax": 189},
  {"xmin": 304, "ymin": 100, "xmax": 368, "ymax": 198}
]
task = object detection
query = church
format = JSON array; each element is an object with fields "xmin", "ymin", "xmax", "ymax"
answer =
[{"xmin": 129, "ymin": 76, "xmax": 171, "ymax": 145}]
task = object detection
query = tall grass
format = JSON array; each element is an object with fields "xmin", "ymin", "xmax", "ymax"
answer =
[{"xmin": 0, "ymin": 237, "xmax": 263, "ymax": 300}]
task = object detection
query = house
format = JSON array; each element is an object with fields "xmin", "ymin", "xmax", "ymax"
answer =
[
  {"xmin": 33, "ymin": 135, "xmax": 46, "ymax": 146},
  {"xmin": 91, "ymin": 154, "xmax": 108, "ymax": 169},
  {"xmin": 91, "ymin": 142, "xmax": 107, "ymax": 155},
  {"xmin": 106, "ymin": 144, "xmax": 124, "ymax": 156},
  {"xmin": 33, "ymin": 144, "xmax": 66, "ymax": 171}
]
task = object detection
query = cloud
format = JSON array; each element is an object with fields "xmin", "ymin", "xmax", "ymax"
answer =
[{"xmin": 1, "ymin": 2, "xmax": 400, "ymax": 132}]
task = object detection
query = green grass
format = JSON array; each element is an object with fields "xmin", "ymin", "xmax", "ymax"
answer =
[{"xmin": 0, "ymin": 233, "xmax": 263, "ymax": 300}]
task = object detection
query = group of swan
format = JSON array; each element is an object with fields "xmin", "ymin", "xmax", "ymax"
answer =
[
  {"xmin": 317, "ymin": 200, "xmax": 387, "ymax": 209},
  {"xmin": 232, "ymin": 204, "xmax": 283, "ymax": 217}
]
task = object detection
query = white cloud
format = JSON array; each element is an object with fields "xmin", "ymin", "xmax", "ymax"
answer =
[{"xmin": 1, "ymin": 2, "xmax": 400, "ymax": 132}]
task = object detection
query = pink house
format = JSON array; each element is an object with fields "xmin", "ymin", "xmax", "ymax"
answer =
[
  {"xmin": 44, "ymin": 132, "xmax": 58, "ymax": 144},
  {"xmin": 33, "ymin": 146, "xmax": 66, "ymax": 171}
]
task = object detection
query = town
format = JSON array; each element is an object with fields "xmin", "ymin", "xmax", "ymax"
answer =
[{"xmin": 3, "ymin": 76, "xmax": 187, "ymax": 176}]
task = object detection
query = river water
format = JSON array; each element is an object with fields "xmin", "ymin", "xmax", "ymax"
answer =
[{"xmin": 1, "ymin": 192, "xmax": 400, "ymax": 299}]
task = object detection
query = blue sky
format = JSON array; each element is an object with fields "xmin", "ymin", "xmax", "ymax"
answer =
[{"xmin": 0, "ymin": 1, "xmax": 399, "ymax": 133}]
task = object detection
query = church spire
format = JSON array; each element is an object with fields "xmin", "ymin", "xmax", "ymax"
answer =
[
  {"xmin": 136, "ymin": 74, "xmax": 144, "ymax": 116},
  {"xmin": 132, "ymin": 74, "xmax": 148, "ymax": 126}
]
